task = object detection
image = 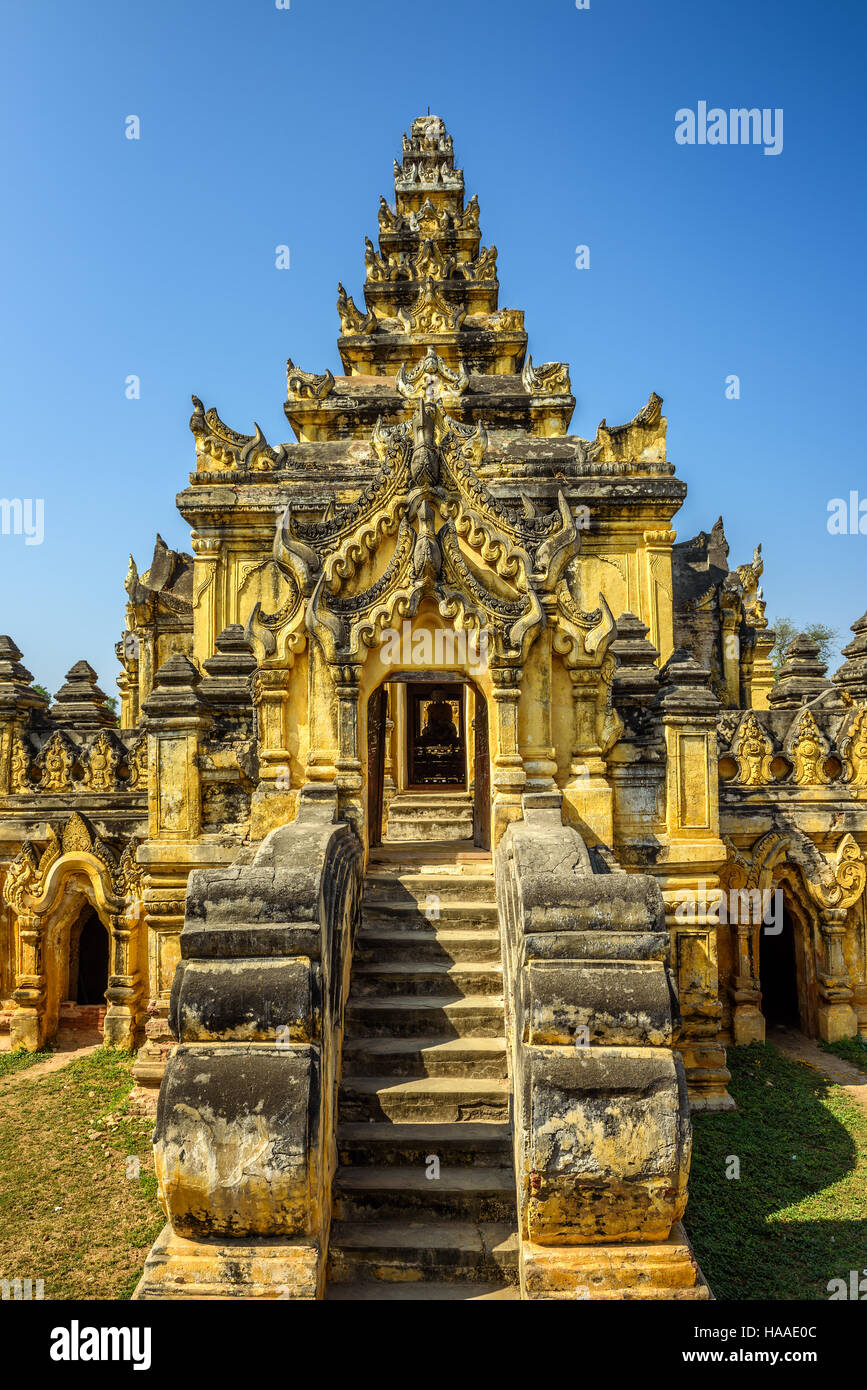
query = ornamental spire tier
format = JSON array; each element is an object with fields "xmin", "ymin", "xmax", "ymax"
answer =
[{"xmin": 285, "ymin": 113, "xmax": 575, "ymax": 444}]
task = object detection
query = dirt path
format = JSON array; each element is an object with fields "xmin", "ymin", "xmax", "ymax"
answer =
[
  {"xmin": 0, "ymin": 1031, "xmax": 103, "ymax": 1088},
  {"xmin": 769, "ymin": 1026, "xmax": 867, "ymax": 1112}
]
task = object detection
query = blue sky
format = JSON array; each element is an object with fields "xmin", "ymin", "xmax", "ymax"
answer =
[{"xmin": 1, "ymin": 0, "xmax": 864, "ymax": 698}]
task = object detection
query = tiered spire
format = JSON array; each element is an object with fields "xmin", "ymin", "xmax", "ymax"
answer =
[
  {"xmin": 335, "ymin": 113, "xmax": 524, "ymax": 378},
  {"xmin": 49, "ymin": 660, "xmax": 115, "ymax": 728},
  {"xmin": 283, "ymin": 114, "xmax": 575, "ymax": 445},
  {"xmin": 833, "ymin": 610, "xmax": 867, "ymax": 702},
  {"xmin": 767, "ymin": 635, "xmax": 834, "ymax": 709}
]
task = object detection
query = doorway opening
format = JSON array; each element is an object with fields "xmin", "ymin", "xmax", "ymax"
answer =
[
  {"xmin": 760, "ymin": 904, "xmax": 802, "ymax": 1029},
  {"xmin": 367, "ymin": 673, "xmax": 490, "ymax": 850},
  {"xmin": 407, "ymin": 683, "xmax": 466, "ymax": 789}
]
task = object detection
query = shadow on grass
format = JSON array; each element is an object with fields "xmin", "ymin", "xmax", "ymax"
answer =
[{"xmin": 684, "ymin": 1043, "xmax": 867, "ymax": 1300}]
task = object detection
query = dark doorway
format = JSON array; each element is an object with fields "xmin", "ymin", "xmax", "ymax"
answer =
[
  {"xmin": 75, "ymin": 911, "xmax": 109, "ymax": 1006},
  {"xmin": 407, "ymin": 683, "xmax": 466, "ymax": 788},
  {"xmin": 760, "ymin": 906, "xmax": 801, "ymax": 1028}
]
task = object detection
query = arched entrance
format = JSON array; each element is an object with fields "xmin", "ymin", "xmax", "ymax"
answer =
[
  {"xmin": 367, "ymin": 672, "xmax": 490, "ymax": 850},
  {"xmin": 3, "ymin": 817, "xmax": 146, "ymax": 1051}
]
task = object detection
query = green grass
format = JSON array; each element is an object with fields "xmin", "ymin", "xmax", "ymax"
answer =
[
  {"xmin": 684, "ymin": 1043, "xmax": 867, "ymax": 1300},
  {"xmin": 0, "ymin": 1048, "xmax": 53, "ymax": 1079},
  {"xmin": 820, "ymin": 1035, "xmax": 867, "ymax": 1077},
  {"xmin": 0, "ymin": 1048, "xmax": 163, "ymax": 1299}
]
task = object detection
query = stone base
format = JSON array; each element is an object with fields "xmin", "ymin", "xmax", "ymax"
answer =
[
  {"xmin": 521, "ymin": 1223, "xmax": 711, "ymax": 1300},
  {"xmin": 133, "ymin": 1223, "xmax": 321, "ymax": 1300},
  {"xmin": 561, "ymin": 780, "xmax": 614, "ymax": 849},
  {"xmin": 732, "ymin": 1005, "xmax": 765, "ymax": 1046},
  {"xmin": 818, "ymin": 1002, "xmax": 858, "ymax": 1043},
  {"xmin": 678, "ymin": 1040, "xmax": 735, "ymax": 1112}
]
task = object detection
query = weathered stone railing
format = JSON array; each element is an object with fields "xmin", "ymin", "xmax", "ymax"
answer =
[
  {"xmin": 495, "ymin": 791, "xmax": 709, "ymax": 1299},
  {"xmin": 134, "ymin": 786, "xmax": 362, "ymax": 1299}
]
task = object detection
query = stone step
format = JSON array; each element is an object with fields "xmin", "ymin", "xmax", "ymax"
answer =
[
  {"xmin": 386, "ymin": 825, "xmax": 474, "ymax": 844},
  {"xmin": 345, "ymin": 993, "xmax": 505, "ymax": 1038},
  {"xmin": 339, "ymin": 1074, "xmax": 511, "ymax": 1124},
  {"xmin": 356, "ymin": 927, "xmax": 502, "ymax": 966},
  {"xmin": 326, "ymin": 1220, "xmax": 519, "ymax": 1285},
  {"xmin": 363, "ymin": 871, "xmax": 495, "ymax": 907},
  {"xmin": 388, "ymin": 795, "xmax": 474, "ymax": 811},
  {"xmin": 332, "ymin": 1166, "xmax": 517, "ymax": 1223},
  {"xmin": 341, "ymin": 1035, "xmax": 508, "ymax": 1079},
  {"xmin": 350, "ymin": 959, "xmax": 502, "ymax": 999},
  {"xmin": 325, "ymin": 1280, "xmax": 519, "ymax": 1301},
  {"xmin": 337, "ymin": 1121, "xmax": 513, "ymax": 1168},
  {"xmin": 362, "ymin": 901, "xmax": 498, "ymax": 933},
  {"xmin": 386, "ymin": 807, "xmax": 475, "ymax": 843}
]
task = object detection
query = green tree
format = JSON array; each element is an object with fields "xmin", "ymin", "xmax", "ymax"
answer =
[
  {"xmin": 32, "ymin": 683, "xmax": 50, "ymax": 702},
  {"xmin": 770, "ymin": 617, "xmax": 839, "ymax": 676}
]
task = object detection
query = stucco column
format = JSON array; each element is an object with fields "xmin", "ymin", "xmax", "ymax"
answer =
[
  {"xmin": 490, "ymin": 664, "xmax": 525, "ymax": 844},
  {"xmin": 191, "ymin": 535, "xmax": 222, "ymax": 669},
  {"xmin": 519, "ymin": 625, "xmax": 557, "ymax": 792},
  {"xmin": 103, "ymin": 906, "xmax": 140, "ymax": 1049},
  {"xmin": 10, "ymin": 911, "xmax": 45, "ymax": 1051},
  {"xmin": 730, "ymin": 902, "xmax": 765, "ymax": 1045},
  {"xmin": 304, "ymin": 639, "xmax": 338, "ymax": 787},
  {"xmin": 817, "ymin": 907, "xmax": 857, "ymax": 1042},
  {"xmin": 334, "ymin": 662, "xmax": 363, "ymax": 833}
]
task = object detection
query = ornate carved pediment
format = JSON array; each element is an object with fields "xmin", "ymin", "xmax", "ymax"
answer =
[
  {"xmin": 731, "ymin": 712, "xmax": 775, "ymax": 787},
  {"xmin": 785, "ymin": 708, "xmax": 832, "ymax": 785},
  {"xmin": 411, "ymin": 238, "xmax": 455, "ymax": 281},
  {"xmin": 840, "ymin": 707, "xmax": 867, "ymax": 786},
  {"xmin": 82, "ymin": 731, "xmax": 121, "ymax": 792},
  {"xmin": 8, "ymin": 731, "xmax": 32, "ymax": 791},
  {"xmin": 399, "ymin": 279, "xmax": 465, "ymax": 334},
  {"xmin": 37, "ymin": 732, "xmax": 75, "ymax": 792},
  {"xmin": 396, "ymin": 350, "xmax": 468, "ymax": 403},
  {"xmin": 2, "ymin": 816, "xmax": 141, "ymax": 915},
  {"xmin": 739, "ymin": 826, "xmax": 866, "ymax": 914},
  {"xmin": 126, "ymin": 735, "xmax": 149, "ymax": 791}
]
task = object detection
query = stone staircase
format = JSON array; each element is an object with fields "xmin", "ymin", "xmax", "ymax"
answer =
[
  {"xmin": 325, "ymin": 842, "xmax": 519, "ymax": 1300},
  {"xmin": 385, "ymin": 792, "xmax": 474, "ymax": 842}
]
